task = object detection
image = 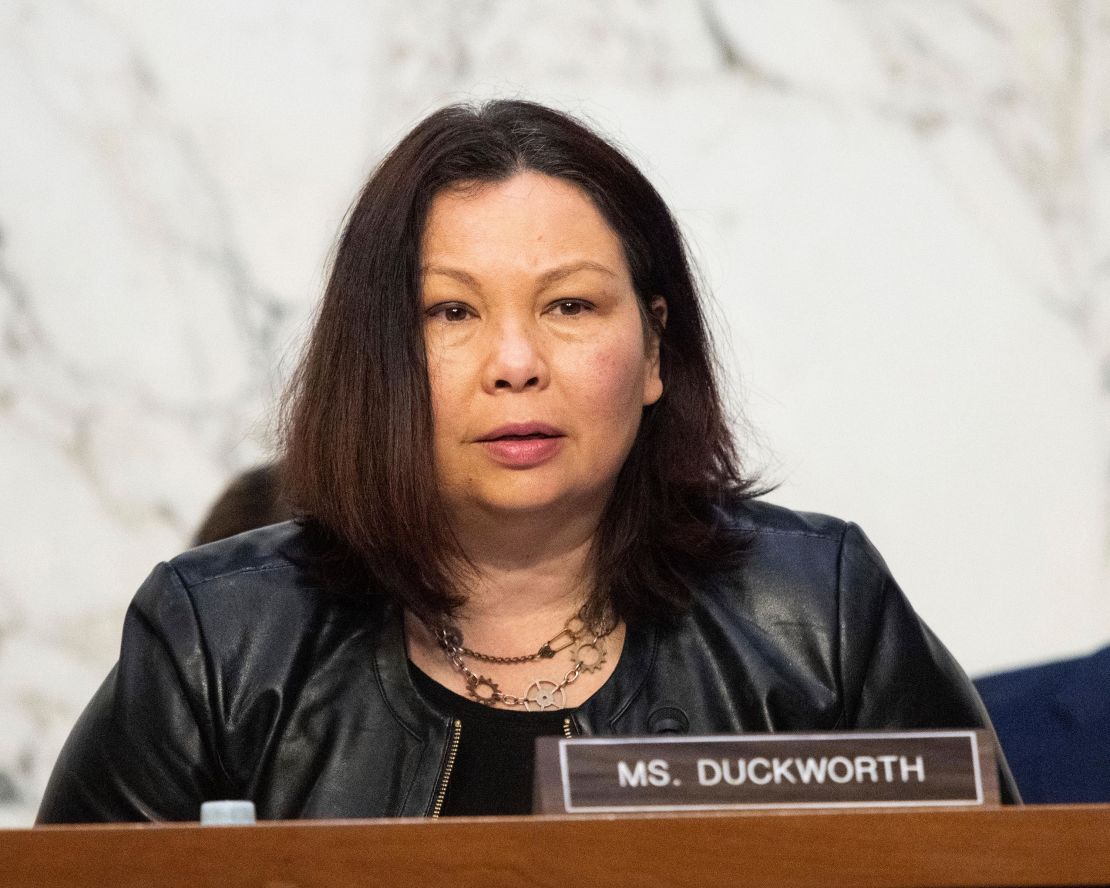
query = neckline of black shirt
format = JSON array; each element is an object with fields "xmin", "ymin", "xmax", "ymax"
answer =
[
  {"xmin": 408, "ymin": 661, "xmax": 570, "ymax": 816},
  {"xmin": 408, "ymin": 660, "xmax": 570, "ymax": 728}
]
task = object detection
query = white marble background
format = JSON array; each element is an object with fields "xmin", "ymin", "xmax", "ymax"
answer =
[{"xmin": 2, "ymin": 0, "xmax": 1109, "ymax": 825}]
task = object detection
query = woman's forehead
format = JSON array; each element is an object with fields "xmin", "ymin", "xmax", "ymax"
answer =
[{"xmin": 420, "ymin": 171, "xmax": 629, "ymax": 283}]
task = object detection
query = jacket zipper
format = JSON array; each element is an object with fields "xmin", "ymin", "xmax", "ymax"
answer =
[
  {"xmin": 563, "ymin": 716, "xmax": 575, "ymax": 738},
  {"xmin": 431, "ymin": 719, "xmax": 462, "ymax": 819}
]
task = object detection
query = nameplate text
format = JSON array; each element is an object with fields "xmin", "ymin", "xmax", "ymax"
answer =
[{"xmin": 533, "ymin": 731, "xmax": 998, "ymax": 814}]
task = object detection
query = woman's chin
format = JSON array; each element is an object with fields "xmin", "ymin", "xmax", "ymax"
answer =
[{"xmin": 456, "ymin": 484, "xmax": 608, "ymax": 524}]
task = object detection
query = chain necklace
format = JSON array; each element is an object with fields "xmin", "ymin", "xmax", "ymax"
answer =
[{"xmin": 432, "ymin": 608, "xmax": 615, "ymax": 711}]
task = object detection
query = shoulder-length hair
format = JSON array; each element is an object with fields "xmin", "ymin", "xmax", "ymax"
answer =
[{"xmin": 281, "ymin": 99, "xmax": 760, "ymax": 626}]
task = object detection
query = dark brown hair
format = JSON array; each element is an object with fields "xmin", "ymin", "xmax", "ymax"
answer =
[{"xmin": 281, "ymin": 99, "xmax": 760, "ymax": 625}]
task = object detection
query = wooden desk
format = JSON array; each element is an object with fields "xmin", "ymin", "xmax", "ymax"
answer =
[{"xmin": 5, "ymin": 805, "xmax": 1109, "ymax": 888}]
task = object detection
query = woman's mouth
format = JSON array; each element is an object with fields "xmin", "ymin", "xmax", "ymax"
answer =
[{"xmin": 477, "ymin": 425, "xmax": 564, "ymax": 468}]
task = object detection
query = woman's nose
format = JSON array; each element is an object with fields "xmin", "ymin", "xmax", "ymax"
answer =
[{"xmin": 482, "ymin": 320, "xmax": 548, "ymax": 393}]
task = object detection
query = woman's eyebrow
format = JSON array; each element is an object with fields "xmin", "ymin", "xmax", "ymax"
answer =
[
  {"xmin": 421, "ymin": 260, "xmax": 617, "ymax": 290},
  {"xmin": 534, "ymin": 260, "xmax": 617, "ymax": 287},
  {"xmin": 422, "ymin": 265, "xmax": 481, "ymax": 289}
]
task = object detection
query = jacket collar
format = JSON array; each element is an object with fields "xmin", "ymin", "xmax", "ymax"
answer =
[
  {"xmin": 577, "ymin": 617, "xmax": 657, "ymax": 733},
  {"xmin": 371, "ymin": 600, "xmax": 450, "ymax": 736}
]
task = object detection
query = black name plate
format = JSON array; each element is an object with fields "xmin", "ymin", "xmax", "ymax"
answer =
[{"xmin": 533, "ymin": 731, "xmax": 998, "ymax": 814}]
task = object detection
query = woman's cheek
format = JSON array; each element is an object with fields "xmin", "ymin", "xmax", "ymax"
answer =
[{"xmin": 577, "ymin": 340, "xmax": 651, "ymax": 415}]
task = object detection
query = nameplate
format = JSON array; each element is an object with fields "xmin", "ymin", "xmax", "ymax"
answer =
[{"xmin": 533, "ymin": 730, "xmax": 998, "ymax": 814}]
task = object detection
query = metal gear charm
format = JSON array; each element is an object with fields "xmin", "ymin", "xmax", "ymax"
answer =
[
  {"xmin": 524, "ymin": 680, "xmax": 566, "ymax": 711},
  {"xmin": 569, "ymin": 636, "xmax": 607, "ymax": 672},
  {"xmin": 465, "ymin": 674, "xmax": 501, "ymax": 706}
]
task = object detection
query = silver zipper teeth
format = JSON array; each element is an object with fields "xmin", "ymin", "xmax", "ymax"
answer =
[
  {"xmin": 563, "ymin": 716, "xmax": 574, "ymax": 738},
  {"xmin": 431, "ymin": 719, "xmax": 462, "ymax": 819}
]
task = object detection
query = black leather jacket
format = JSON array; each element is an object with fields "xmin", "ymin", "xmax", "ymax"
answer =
[{"xmin": 37, "ymin": 500, "xmax": 1018, "ymax": 822}]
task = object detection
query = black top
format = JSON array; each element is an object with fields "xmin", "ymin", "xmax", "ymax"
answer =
[{"xmin": 410, "ymin": 663, "xmax": 569, "ymax": 816}]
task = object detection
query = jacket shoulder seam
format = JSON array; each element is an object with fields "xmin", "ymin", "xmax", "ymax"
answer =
[
  {"xmin": 749, "ymin": 527, "xmax": 843, "ymax": 542},
  {"xmin": 178, "ymin": 561, "xmax": 298, "ymax": 591}
]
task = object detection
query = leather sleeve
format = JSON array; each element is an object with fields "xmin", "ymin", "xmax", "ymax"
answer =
[
  {"xmin": 36, "ymin": 562, "xmax": 226, "ymax": 823},
  {"xmin": 836, "ymin": 523, "xmax": 1021, "ymax": 803}
]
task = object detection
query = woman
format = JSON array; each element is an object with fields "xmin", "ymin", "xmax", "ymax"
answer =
[{"xmin": 38, "ymin": 100, "xmax": 1018, "ymax": 822}]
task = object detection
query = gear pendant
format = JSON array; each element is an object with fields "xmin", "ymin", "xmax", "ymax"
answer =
[
  {"xmin": 466, "ymin": 674, "xmax": 501, "ymax": 706},
  {"xmin": 570, "ymin": 635, "xmax": 607, "ymax": 672},
  {"xmin": 524, "ymin": 680, "xmax": 566, "ymax": 711}
]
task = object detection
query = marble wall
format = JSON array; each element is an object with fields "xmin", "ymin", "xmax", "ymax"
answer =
[{"xmin": 2, "ymin": 0, "xmax": 1108, "ymax": 824}]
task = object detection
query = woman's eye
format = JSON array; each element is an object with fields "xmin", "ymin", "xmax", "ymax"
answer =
[
  {"xmin": 550, "ymin": 300, "xmax": 590, "ymax": 317},
  {"xmin": 427, "ymin": 303, "xmax": 471, "ymax": 322}
]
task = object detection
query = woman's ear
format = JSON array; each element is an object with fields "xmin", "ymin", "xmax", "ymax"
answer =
[
  {"xmin": 649, "ymin": 296, "xmax": 668, "ymax": 333},
  {"xmin": 643, "ymin": 296, "xmax": 667, "ymax": 406}
]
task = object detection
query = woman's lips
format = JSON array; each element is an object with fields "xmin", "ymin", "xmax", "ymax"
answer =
[{"xmin": 478, "ymin": 433, "xmax": 564, "ymax": 468}]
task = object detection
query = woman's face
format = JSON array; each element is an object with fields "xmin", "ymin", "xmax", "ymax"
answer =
[{"xmin": 420, "ymin": 171, "xmax": 663, "ymax": 529}]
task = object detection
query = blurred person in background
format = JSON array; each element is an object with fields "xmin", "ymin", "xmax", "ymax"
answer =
[
  {"xmin": 976, "ymin": 644, "xmax": 1110, "ymax": 803},
  {"xmin": 192, "ymin": 464, "xmax": 291, "ymax": 547}
]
